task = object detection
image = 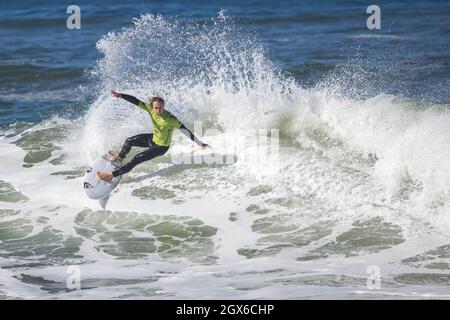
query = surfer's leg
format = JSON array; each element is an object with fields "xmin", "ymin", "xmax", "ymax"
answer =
[
  {"xmin": 112, "ymin": 145, "xmax": 169, "ymax": 177},
  {"xmin": 118, "ymin": 134, "xmax": 153, "ymax": 159}
]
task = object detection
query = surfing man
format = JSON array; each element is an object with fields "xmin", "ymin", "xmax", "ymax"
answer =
[{"xmin": 96, "ymin": 90, "xmax": 209, "ymax": 181}]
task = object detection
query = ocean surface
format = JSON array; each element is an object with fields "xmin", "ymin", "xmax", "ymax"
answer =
[{"xmin": 0, "ymin": 0, "xmax": 449, "ymax": 299}]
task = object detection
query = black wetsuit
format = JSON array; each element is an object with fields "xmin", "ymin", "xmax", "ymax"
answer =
[
  {"xmin": 112, "ymin": 94, "xmax": 201, "ymax": 177},
  {"xmin": 112, "ymin": 133, "xmax": 169, "ymax": 177}
]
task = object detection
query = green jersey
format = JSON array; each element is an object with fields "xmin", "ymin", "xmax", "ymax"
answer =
[{"xmin": 138, "ymin": 101, "xmax": 182, "ymax": 147}]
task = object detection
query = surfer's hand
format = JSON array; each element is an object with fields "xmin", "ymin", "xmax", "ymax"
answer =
[
  {"xmin": 111, "ymin": 90, "xmax": 122, "ymax": 98},
  {"xmin": 200, "ymin": 143, "xmax": 210, "ymax": 149}
]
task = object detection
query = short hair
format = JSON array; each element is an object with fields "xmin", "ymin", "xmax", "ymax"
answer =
[{"xmin": 151, "ymin": 96, "xmax": 165, "ymax": 106}]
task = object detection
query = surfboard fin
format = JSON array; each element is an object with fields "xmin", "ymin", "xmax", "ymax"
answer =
[{"xmin": 99, "ymin": 196, "xmax": 110, "ymax": 210}]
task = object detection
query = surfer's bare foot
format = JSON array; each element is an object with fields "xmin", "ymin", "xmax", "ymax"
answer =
[
  {"xmin": 108, "ymin": 150, "xmax": 122, "ymax": 161},
  {"xmin": 96, "ymin": 171, "xmax": 113, "ymax": 181}
]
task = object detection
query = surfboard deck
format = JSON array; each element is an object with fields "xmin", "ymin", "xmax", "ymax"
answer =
[{"xmin": 83, "ymin": 153, "xmax": 122, "ymax": 200}]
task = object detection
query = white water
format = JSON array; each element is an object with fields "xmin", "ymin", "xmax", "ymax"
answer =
[{"xmin": 1, "ymin": 14, "xmax": 450, "ymax": 299}]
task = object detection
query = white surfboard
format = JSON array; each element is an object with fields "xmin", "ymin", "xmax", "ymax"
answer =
[{"xmin": 83, "ymin": 153, "xmax": 122, "ymax": 201}]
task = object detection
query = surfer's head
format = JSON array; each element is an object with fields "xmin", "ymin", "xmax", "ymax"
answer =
[{"xmin": 151, "ymin": 96, "xmax": 165, "ymax": 116}]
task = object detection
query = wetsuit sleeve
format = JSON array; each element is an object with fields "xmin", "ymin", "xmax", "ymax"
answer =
[
  {"xmin": 179, "ymin": 123, "xmax": 202, "ymax": 145},
  {"xmin": 120, "ymin": 94, "xmax": 148, "ymax": 111}
]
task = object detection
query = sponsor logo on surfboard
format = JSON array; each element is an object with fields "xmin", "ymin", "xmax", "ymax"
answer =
[{"xmin": 83, "ymin": 182, "xmax": 94, "ymax": 189}]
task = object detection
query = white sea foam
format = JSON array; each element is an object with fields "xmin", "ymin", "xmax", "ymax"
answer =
[{"xmin": 1, "ymin": 13, "xmax": 450, "ymax": 299}]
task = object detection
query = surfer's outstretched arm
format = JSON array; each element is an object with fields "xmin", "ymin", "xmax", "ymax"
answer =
[
  {"xmin": 111, "ymin": 90, "xmax": 147, "ymax": 110},
  {"xmin": 179, "ymin": 124, "xmax": 209, "ymax": 148},
  {"xmin": 120, "ymin": 93, "xmax": 142, "ymax": 106}
]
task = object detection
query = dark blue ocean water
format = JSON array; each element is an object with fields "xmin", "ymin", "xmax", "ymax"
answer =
[{"xmin": 0, "ymin": 0, "xmax": 449, "ymax": 125}]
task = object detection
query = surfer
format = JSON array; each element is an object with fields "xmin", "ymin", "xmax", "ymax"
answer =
[{"xmin": 96, "ymin": 90, "xmax": 209, "ymax": 181}]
